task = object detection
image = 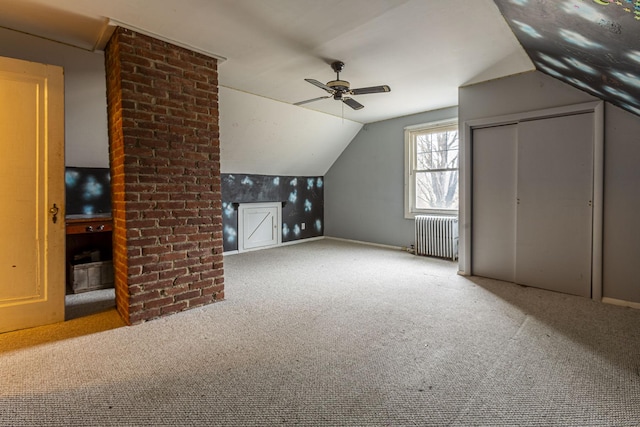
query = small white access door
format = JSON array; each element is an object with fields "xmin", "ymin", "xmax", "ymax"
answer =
[
  {"xmin": 0, "ymin": 56, "xmax": 65, "ymax": 333},
  {"xmin": 238, "ymin": 202, "xmax": 282, "ymax": 252}
]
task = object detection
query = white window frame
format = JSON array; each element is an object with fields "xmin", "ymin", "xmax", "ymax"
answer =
[{"xmin": 404, "ymin": 119, "xmax": 459, "ymax": 219}]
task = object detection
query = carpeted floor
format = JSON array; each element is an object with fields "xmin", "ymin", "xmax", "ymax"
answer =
[
  {"xmin": 65, "ymin": 288, "xmax": 116, "ymax": 321},
  {"xmin": 1, "ymin": 238, "xmax": 639, "ymax": 426}
]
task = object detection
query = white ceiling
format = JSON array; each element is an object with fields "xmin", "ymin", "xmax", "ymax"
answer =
[
  {"xmin": 0, "ymin": 0, "xmax": 534, "ymax": 175},
  {"xmin": 220, "ymin": 86, "xmax": 362, "ymax": 176}
]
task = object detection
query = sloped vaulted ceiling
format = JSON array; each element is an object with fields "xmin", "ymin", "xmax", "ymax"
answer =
[
  {"xmin": 494, "ymin": 0, "xmax": 640, "ymax": 116},
  {"xmin": 0, "ymin": 0, "xmax": 537, "ymax": 176}
]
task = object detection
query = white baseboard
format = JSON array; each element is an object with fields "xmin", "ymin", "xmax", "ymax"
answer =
[
  {"xmin": 601, "ymin": 297, "xmax": 640, "ymax": 310},
  {"xmin": 280, "ymin": 236, "xmax": 324, "ymax": 247},
  {"xmin": 225, "ymin": 236, "xmax": 407, "ymax": 255},
  {"xmin": 223, "ymin": 236, "xmax": 325, "ymax": 256},
  {"xmin": 324, "ymin": 236, "xmax": 404, "ymax": 251}
]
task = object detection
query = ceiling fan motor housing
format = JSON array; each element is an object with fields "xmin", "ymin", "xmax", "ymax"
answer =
[{"xmin": 327, "ymin": 80, "xmax": 350, "ymax": 92}]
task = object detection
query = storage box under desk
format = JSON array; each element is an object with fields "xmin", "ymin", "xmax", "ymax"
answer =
[
  {"xmin": 69, "ymin": 260, "xmax": 114, "ymax": 293},
  {"xmin": 65, "ymin": 216, "xmax": 113, "ymax": 292}
]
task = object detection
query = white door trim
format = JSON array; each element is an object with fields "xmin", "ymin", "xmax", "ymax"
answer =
[{"xmin": 460, "ymin": 100, "xmax": 604, "ymax": 300}]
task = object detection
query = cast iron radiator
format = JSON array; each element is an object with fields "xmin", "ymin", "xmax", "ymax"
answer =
[{"xmin": 415, "ymin": 215, "xmax": 459, "ymax": 261}]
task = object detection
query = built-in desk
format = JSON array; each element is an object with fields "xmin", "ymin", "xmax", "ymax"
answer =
[{"xmin": 65, "ymin": 215, "xmax": 113, "ymax": 293}]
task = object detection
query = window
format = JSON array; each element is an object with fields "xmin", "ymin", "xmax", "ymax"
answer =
[{"xmin": 404, "ymin": 120, "xmax": 459, "ymax": 218}]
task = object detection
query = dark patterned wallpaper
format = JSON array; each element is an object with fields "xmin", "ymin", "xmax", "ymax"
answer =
[
  {"xmin": 494, "ymin": 0, "xmax": 640, "ymax": 116},
  {"xmin": 65, "ymin": 167, "xmax": 111, "ymax": 216},
  {"xmin": 221, "ymin": 174, "xmax": 324, "ymax": 252}
]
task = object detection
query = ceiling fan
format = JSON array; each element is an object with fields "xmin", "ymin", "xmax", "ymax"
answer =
[{"xmin": 294, "ymin": 61, "xmax": 390, "ymax": 110}]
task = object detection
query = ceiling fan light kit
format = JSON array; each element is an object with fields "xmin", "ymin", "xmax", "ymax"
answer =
[{"xmin": 295, "ymin": 61, "xmax": 390, "ymax": 110}]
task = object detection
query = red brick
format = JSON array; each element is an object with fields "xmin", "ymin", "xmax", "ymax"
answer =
[
  {"xmin": 130, "ymin": 290, "xmax": 161, "ymax": 304},
  {"xmin": 173, "ymin": 257, "xmax": 198, "ymax": 269},
  {"xmin": 189, "ymin": 279, "xmax": 214, "ymax": 289},
  {"xmin": 139, "ymin": 192, "xmax": 169, "ymax": 202},
  {"xmin": 128, "ymin": 272, "xmax": 159, "ymax": 285},
  {"xmin": 174, "ymin": 225, "xmax": 198, "ymax": 234},
  {"xmin": 141, "ymin": 279, "xmax": 175, "ymax": 292},
  {"xmin": 142, "ymin": 262, "xmax": 171, "ymax": 273},
  {"xmin": 144, "ymin": 296, "xmax": 174, "ymax": 309},
  {"xmin": 173, "ymin": 274, "xmax": 198, "ymax": 285},
  {"xmin": 175, "ymin": 290, "xmax": 201, "ymax": 302},
  {"xmin": 105, "ymin": 26, "xmax": 222, "ymax": 325},
  {"xmin": 160, "ymin": 301, "xmax": 188, "ymax": 315},
  {"xmin": 129, "ymin": 308, "xmax": 160, "ymax": 324},
  {"xmin": 128, "ymin": 265, "xmax": 142, "ymax": 276},
  {"xmin": 162, "ymin": 234, "xmax": 187, "ymax": 244},
  {"xmin": 128, "ymin": 219, "xmax": 157, "ymax": 228},
  {"xmin": 139, "ymin": 227, "xmax": 172, "ymax": 237},
  {"xmin": 187, "ymin": 233, "xmax": 212, "ymax": 242},
  {"xmin": 186, "ymin": 217, "xmax": 213, "ymax": 226},
  {"xmin": 159, "ymin": 268, "xmax": 187, "ymax": 280},
  {"xmin": 188, "ymin": 295, "xmax": 214, "ymax": 307},
  {"xmin": 159, "ymin": 252, "xmax": 186, "ymax": 262},
  {"xmin": 172, "ymin": 243, "xmax": 199, "ymax": 253},
  {"xmin": 201, "ymin": 269, "xmax": 223, "ymax": 280},
  {"xmin": 160, "ymin": 285, "xmax": 188, "ymax": 296},
  {"xmin": 128, "ymin": 237, "xmax": 157, "ymax": 247},
  {"xmin": 158, "ymin": 218, "xmax": 182, "ymax": 227}
]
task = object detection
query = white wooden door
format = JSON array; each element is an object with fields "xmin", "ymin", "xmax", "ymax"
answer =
[
  {"xmin": 471, "ymin": 113, "xmax": 594, "ymax": 298},
  {"xmin": 472, "ymin": 124, "xmax": 517, "ymax": 283},
  {"xmin": 515, "ymin": 113, "xmax": 594, "ymax": 297},
  {"xmin": 0, "ymin": 56, "xmax": 65, "ymax": 333},
  {"xmin": 238, "ymin": 202, "xmax": 281, "ymax": 252}
]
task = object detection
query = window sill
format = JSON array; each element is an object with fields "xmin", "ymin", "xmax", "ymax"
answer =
[{"xmin": 405, "ymin": 210, "xmax": 458, "ymax": 220}]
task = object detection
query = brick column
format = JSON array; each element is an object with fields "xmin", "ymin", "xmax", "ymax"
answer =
[{"xmin": 104, "ymin": 27, "xmax": 224, "ymax": 325}]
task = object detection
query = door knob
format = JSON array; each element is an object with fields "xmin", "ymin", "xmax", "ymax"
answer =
[{"xmin": 49, "ymin": 203, "xmax": 59, "ymax": 224}]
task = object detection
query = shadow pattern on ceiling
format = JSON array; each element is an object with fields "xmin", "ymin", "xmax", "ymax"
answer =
[{"xmin": 494, "ymin": 0, "xmax": 640, "ymax": 116}]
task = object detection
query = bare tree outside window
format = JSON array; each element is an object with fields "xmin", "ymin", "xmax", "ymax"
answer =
[{"xmin": 414, "ymin": 129, "xmax": 459, "ymax": 210}]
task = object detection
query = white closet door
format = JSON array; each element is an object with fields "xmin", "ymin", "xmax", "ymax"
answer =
[
  {"xmin": 515, "ymin": 113, "xmax": 594, "ymax": 297},
  {"xmin": 472, "ymin": 124, "xmax": 518, "ymax": 282}
]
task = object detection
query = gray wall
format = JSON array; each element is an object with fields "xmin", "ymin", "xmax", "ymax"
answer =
[
  {"xmin": 459, "ymin": 71, "xmax": 597, "ymax": 121},
  {"xmin": 325, "ymin": 106, "xmax": 458, "ymax": 248},
  {"xmin": 602, "ymin": 104, "xmax": 640, "ymax": 303},
  {"xmin": 0, "ymin": 27, "xmax": 109, "ymax": 168},
  {"xmin": 459, "ymin": 70, "xmax": 640, "ymax": 304}
]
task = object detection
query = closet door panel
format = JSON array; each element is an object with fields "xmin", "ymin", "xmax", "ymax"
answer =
[
  {"xmin": 472, "ymin": 124, "xmax": 517, "ymax": 282},
  {"xmin": 515, "ymin": 113, "xmax": 594, "ymax": 297}
]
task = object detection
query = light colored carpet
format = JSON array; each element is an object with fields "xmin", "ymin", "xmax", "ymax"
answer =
[
  {"xmin": 1, "ymin": 238, "xmax": 639, "ymax": 426},
  {"xmin": 65, "ymin": 288, "xmax": 116, "ymax": 321}
]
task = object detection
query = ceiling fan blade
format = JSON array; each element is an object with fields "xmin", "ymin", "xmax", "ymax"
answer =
[
  {"xmin": 305, "ymin": 78, "xmax": 334, "ymax": 93},
  {"xmin": 343, "ymin": 97, "xmax": 364, "ymax": 110},
  {"xmin": 350, "ymin": 85, "xmax": 391, "ymax": 95},
  {"xmin": 294, "ymin": 95, "xmax": 331, "ymax": 106}
]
